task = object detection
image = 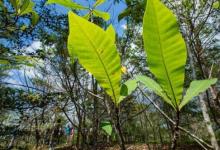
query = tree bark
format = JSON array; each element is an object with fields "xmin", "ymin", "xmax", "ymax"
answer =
[
  {"xmin": 92, "ymin": 77, "xmax": 99, "ymax": 150},
  {"xmin": 199, "ymin": 94, "xmax": 219, "ymax": 150}
]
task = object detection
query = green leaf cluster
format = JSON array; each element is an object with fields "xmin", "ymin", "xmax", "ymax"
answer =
[
  {"xmin": 9, "ymin": 0, "xmax": 39, "ymax": 25},
  {"xmin": 67, "ymin": 0, "xmax": 218, "ymax": 110}
]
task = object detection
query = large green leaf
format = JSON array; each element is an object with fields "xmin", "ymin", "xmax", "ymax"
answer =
[
  {"xmin": 46, "ymin": 0, "xmax": 87, "ymax": 10},
  {"xmin": 143, "ymin": 0, "xmax": 187, "ymax": 108},
  {"xmin": 136, "ymin": 75, "xmax": 174, "ymax": 108},
  {"xmin": 179, "ymin": 79, "xmax": 218, "ymax": 109},
  {"xmin": 68, "ymin": 12, "xmax": 121, "ymax": 104},
  {"xmin": 119, "ymin": 79, "xmax": 138, "ymax": 104}
]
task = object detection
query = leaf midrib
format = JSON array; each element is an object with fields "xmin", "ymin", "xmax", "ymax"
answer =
[
  {"xmin": 151, "ymin": 0, "xmax": 177, "ymax": 107},
  {"xmin": 74, "ymin": 18, "xmax": 118, "ymax": 103}
]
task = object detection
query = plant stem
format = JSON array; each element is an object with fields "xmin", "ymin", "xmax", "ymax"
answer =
[
  {"xmin": 104, "ymin": 97, "xmax": 126, "ymax": 150},
  {"xmin": 114, "ymin": 107, "xmax": 126, "ymax": 150},
  {"xmin": 171, "ymin": 110, "xmax": 180, "ymax": 150}
]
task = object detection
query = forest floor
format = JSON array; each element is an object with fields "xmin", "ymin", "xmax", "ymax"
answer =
[
  {"xmin": 54, "ymin": 144, "xmax": 203, "ymax": 150},
  {"xmin": 6, "ymin": 143, "xmax": 203, "ymax": 150}
]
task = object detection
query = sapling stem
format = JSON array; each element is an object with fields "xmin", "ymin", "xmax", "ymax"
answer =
[
  {"xmin": 114, "ymin": 106, "xmax": 126, "ymax": 150},
  {"xmin": 171, "ymin": 110, "xmax": 180, "ymax": 150}
]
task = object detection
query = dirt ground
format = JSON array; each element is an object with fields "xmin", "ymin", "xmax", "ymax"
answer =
[{"xmin": 53, "ymin": 144, "xmax": 203, "ymax": 150}]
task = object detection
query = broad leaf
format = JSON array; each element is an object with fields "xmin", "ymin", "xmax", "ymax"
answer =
[
  {"xmin": 179, "ymin": 79, "xmax": 218, "ymax": 109},
  {"xmin": 93, "ymin": 0, "xmax": 106, "ymax": 8},
  {"xmin": 119, "ymin": 79, "xmax": 138, "ymax": 104},
  {"xmin": 93, "ymin": 10, "xmax": 110, "ymax": 21},
  {"xmin": 100, "ymin": 121, "xmax": 112, "ymax": 136},
  {"xmin": 143, "ymin": 0, "xmax": 187, "ymax": 108},
  {"xmin": 46, "ymin": 0, "xmax": 87, "ymax": 10},
  {"xmin": 68, "ymin": 12, "xmax": 121, "ymax": 104},
  {"xmin": 136, "ymin": 75, "xmax": 174, "ymax": 108}
]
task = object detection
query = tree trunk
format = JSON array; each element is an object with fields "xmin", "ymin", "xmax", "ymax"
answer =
[
  {"xmin": 8, "ymin": 135, "xmax": 15, "ymax": 149},
  {"xmin": 199, "ymin": 94, "xmax": 219, "ymax": 150},
  {"xmin": 81, "ymin": 101, "xmax": 87, "ymax": 150},
  {"xmin": 76, "ymin": 116, "xmax": 82, "ymax": 149},
  {"xmin": 92, "ymin": 77, "xmax": 99, "ymax": 150},
  {"xmin": 35, "ymin": 118, "xmax": 40, "ymax": 148}
]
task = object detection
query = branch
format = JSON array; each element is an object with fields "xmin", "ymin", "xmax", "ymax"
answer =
[{"xmin": 138, "ymin": 87, "xmax": 213, "ymax": 149}]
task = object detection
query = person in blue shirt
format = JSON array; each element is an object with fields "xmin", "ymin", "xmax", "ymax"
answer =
[{"xmin": 65, "ymin": 124, "xmax": 72, "ymax": 145}]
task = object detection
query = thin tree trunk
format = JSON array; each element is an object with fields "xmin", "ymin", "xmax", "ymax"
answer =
[
  {"xmin": 199, "ymin": 94, "xmax": 219, "ymax": 150},
  {"xmin": 144, "ymin": 112, "xmax": 157, "ymax": 149},
  {"xmin": 8, "ymin": 135, "xmax": 15, "ymax": 149},
  {"xmin": 35, "ymin": 117, "xmax": 40, "ymax": 148},
  {"xmin": 76, "ymin": 116, "xmax": 82, "ymax": 149},
  {"xmin": 158, "ymin": 122, "xmax": 164, "ymax": 149},
  {"xmin": 49, "ymin": 116, "xmax": 56, "ymax": 150},
  {"xmin": 92, "ymin": 77, "xmax": 99, "ymax": 150},
  {"xmin": 81, "ymin": 109, "xmax": 86, "ymax": 150}
]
